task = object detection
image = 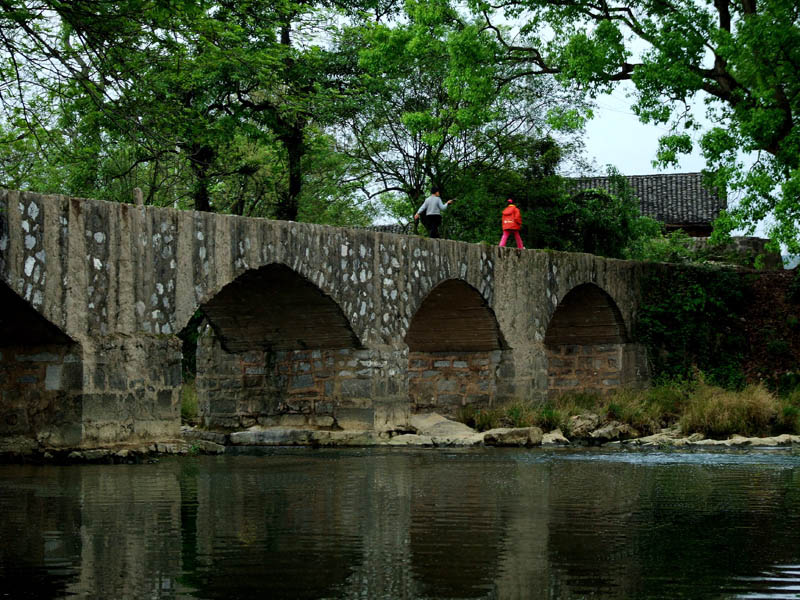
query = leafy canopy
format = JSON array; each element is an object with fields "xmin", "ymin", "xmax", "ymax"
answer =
[{"xmin": 459, "ymin": 0, "xmax": 800, "ymax": 254}]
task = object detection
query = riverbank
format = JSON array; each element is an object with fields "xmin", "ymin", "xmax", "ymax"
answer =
[{"xmin": 3, "ymin": 410, "xmax": 800, "ymax": 464}]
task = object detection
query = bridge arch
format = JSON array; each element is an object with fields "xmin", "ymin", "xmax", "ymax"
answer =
[
  {"xmin": 199, "ymin": 263, "xmax": 361, "ymax": 352},
  {"xmin": 195, "ymin": 263, "xmax": 371, "ymax": 430},
  {"xmin": 544, "ymin": 283, "xmax": 629, "ymax": 397},
  {"xmin": 405, "ymin": 279, "xmax": 509, "ymax": 416}
]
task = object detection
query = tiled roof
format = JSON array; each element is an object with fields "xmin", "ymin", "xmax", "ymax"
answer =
[{"xmin": 568, "ymin": 172, "xmax": 726, "ymax": 225}]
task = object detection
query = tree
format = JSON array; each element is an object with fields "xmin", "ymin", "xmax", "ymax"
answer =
[
  {"xmin": 460, "ymin": 0, "xmax": 800, "ymax": 254},
  {"xmin": 335, "ymin": 6, "xmax": 590, "ymax": 232},
  {"xmin": 0, "ymin": 0, "xmax": 390, "ymax": 221}
]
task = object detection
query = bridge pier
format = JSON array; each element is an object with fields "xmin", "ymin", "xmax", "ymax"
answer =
[{"xmin": 0, "ymin": 335, "xmax": 180, "ymax": 451}]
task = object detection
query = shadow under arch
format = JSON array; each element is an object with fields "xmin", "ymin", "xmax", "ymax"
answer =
[
  {"xmin": 194, "ymin": 264, "xmax": 365, "ymax": 430},
  {"xmin": 200, "ymin": 263, "xmax": 361, "ymax": 353},
  {"xmin": 544, "ymin": 283, "xmax": 629, "ymax": 398},
  {"xmin": 405, "ymin": 279, "xmax": 507, "ymax": 352},
  {"xmin": 405, "ymin": 279, "xmax": 510, "ymax": 417},
  {"xmin": 0, "ymin": 280, "xmax": 74, "ymax": 346}
]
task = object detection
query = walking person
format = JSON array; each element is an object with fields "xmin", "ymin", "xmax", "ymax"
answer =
[
  {"xmin": 413, "ymin": 187, "xmax": 453, "ymax": 239},
  {"xmin": 498, "ymin": 198, "xmax": 524, "ymax": 249}
]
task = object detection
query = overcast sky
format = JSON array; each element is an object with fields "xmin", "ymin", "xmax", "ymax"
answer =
[{"xmin": 580, "ymin": 85, "xmax": 707, "ymax": 176}]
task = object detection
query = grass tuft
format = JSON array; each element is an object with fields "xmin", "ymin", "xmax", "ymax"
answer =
[{"xmin": 181, "ymin": 380, "xmax": 198, "ymax": 424}]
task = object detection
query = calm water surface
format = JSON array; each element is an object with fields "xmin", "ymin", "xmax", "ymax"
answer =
[{"xmin": 1, "ymin": 447, "xmax": 800, "ymax": 600}]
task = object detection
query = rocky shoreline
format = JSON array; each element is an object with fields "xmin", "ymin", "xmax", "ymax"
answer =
[{"xmin": 2, "ymin": 412, "xmax": 800, "ymax": 464}]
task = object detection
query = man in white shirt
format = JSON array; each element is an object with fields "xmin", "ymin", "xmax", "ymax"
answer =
[{"xmin": 413, "ymin": 187, "xmax": 453, "ymax": 239}]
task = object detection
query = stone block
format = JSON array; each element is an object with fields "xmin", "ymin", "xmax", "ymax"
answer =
[
  {"xmin": 335, "ymin": 407, "xmax": 374, "ymax": 430},
  {"xmin": 15, "ymin": 352, "xmax": 60, "ymax": 362},
  {"xmin": 436, "ymin": 379, "xmax": 460, "ymax": 393},
  {"xmin": 82, "ymin": 393, "xmax": 119, "ymax": 421},
  {"xmin": 92, "ymin": 366, "xmax": 106, "ymax": 389},
  {"xmin": 157, "ymin": 389, "xmax": 175, "ymax": 416},
  {"xmin": 437, "ymin": 394, "xmax": 462, "ymax": 407},
  {"xmin": 243, "ymin": 375, "xmax": 264, "ymax": 388},
  {"xmin": 340, "ymin": 378, "xmax": 371, "ymax": 398},
  {"xmin": 289, "ymin": 374, "xmax": 314, "ymax": 390},
  {"xmin": 280, "ymin": 414, "xmax": 308, "ymax": 428},
  {"xmin": 44, "ymin": 365, "xmax": 62, "ymax": 391},
  {"xmin": 312, "ymin": 415, "xmax": 335, "ymax": 428}
]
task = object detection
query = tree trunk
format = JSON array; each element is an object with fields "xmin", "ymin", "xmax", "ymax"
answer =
[
  {"xmin": 189, "ymin": 144, "xmax": 214, "ymax": 212},
  {"xmin": 276, "ymin": 126, "xmax": 304, "ymax": 221}
]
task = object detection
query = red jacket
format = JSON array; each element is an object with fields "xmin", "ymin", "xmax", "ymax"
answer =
[{"xmin": 501, "ymin": 204, "xmax": 522, "ymax": 230}]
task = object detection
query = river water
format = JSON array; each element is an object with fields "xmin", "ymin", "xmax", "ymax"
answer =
[{"xmin": 1, "ymin": 447, "xmax": 799, "ymax": 600}]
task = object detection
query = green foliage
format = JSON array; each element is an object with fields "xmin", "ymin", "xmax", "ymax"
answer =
[
  {"xmin": 471, "ymin": 408, "xmax": 503, "ymax": 431},
  {"xmin": 625, "ymin": 230, "xmax": 700, "ymax": 264},
  {"xmin": 788, "ymin": 270, "xmax": 800, "ymax": 304},
  {"xmin": 449, "ymin": 0, "xmax": 800, "ymax": 254},
  {"xmin": 181, "ymin": 381, "xmax": 199, "ymax": 424},
  {"xmin": 0, "ymin": 0, "xmax": 385, "ymax": 222},
  {"xmin": 458, "ymin": 376, "xmax": 800, "ymax": 438},
  {"xmin": 636, "ymin": 267, "xmax": 748, "ymax": 388}
]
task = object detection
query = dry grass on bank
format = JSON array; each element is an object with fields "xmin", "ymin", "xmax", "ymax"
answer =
[{"xmin": 461, "ymin": 379, "xmax": 800, "ymax": 438}]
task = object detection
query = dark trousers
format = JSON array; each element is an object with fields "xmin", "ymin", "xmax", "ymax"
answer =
[{"xmin": 423, "ymin": 214, "xmax": 442, "ymax": 238}]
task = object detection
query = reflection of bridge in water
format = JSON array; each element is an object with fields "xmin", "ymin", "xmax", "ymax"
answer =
[{"xmin": 1, "ymin": 190, "xmax": 650, "ymax": 449}]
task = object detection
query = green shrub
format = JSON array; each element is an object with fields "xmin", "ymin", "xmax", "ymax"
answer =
[
  {"xmin": 504, "ymin": 402, "xmax": 536, "ymax": 428},
  {"xmin": 776, "ymin": 404, "xmax": 800, "ymax": 434},
  {"xmin": 534, "ymin": 406, "xmax": 564, "ymax": 432},
  {"xmin": 181, "ymin": 381, "xmax": 199, "ymax": 424},
  {"xmin": 636, "ymin": 266, "xmax": 747, "ymax": 387},
  {"xmin": 788, "ymin": 270, "xmax": 800, "ymax": 304}
]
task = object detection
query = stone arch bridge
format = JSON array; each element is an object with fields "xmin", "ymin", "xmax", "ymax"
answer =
[{"xmin": 0, "ymin": 190, "xmax": 650, "ymax": 449}]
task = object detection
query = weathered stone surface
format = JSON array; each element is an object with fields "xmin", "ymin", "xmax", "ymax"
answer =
[
  {"xmin": 408, "ymin": 413, "xmax": 484, "ymax": 446},
  {"xmin": 483, "ymin": 427, "xmax": 543, "ymax": 447},
  {"xmin": 191, "ymin": 439, "xmax": 226, "ymax": 454},
  {"xmin": 386, "ymin": 433, "xmax": 434, "ymax": 446},
  {"xmin": 568, "ymin": 413, "xmax": 601, "ymax": 438},
  {"xmin": 229, "ymin": 428, "xmax": 313, "ymax": 446},
  {"xmin": 311, "ymin": 430, "xmax": 382, "ymax": 446},
  {"xmin": 590, "ymin": 421, "xmax": 639, "ymax": 443},
  {"xmin": 0, "ymin": 435, "xmax": 38, "ymax": 455},
  {"xmin": 542, "ymin": 429, "xmax": 570, "ymax": 445}
]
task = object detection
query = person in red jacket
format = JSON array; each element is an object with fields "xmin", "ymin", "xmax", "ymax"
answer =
[{"xmin": 498, "ymin": 198, "xmax": 524, "ymax": 249}]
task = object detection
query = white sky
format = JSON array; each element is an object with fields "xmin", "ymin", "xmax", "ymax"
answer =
[{"xmin": 581, "ymin": 86, "xmax": 707, "ymax": 176}]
